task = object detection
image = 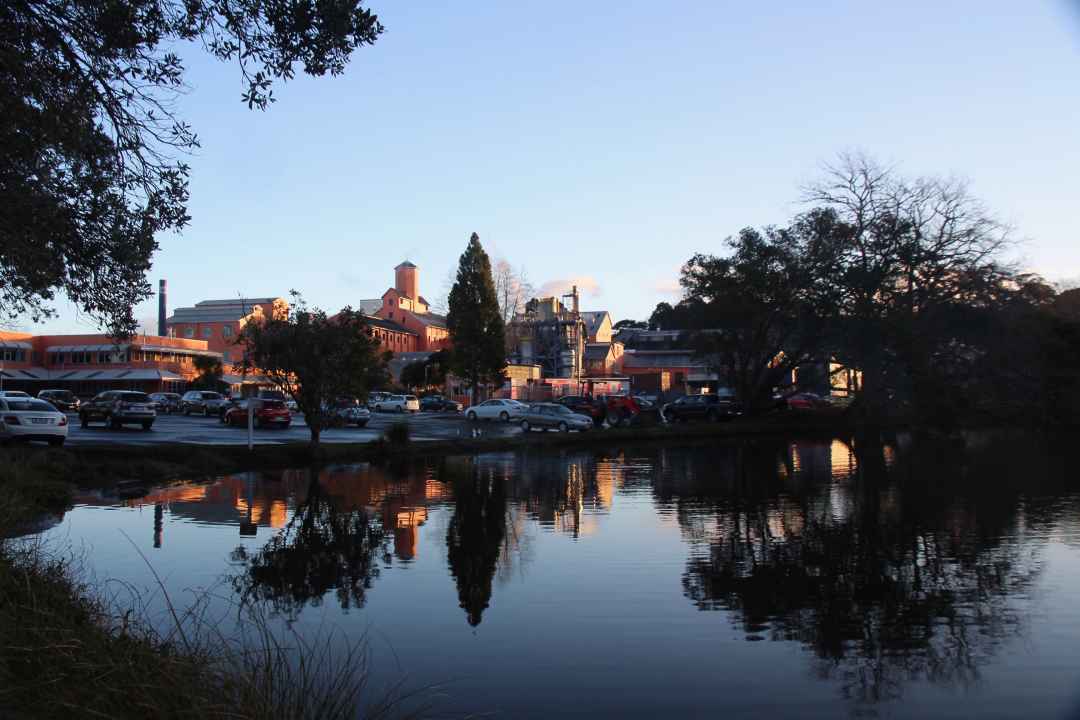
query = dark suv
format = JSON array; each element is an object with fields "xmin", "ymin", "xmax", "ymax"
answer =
[
  {"xmin": 662, "ymin": 394, "xmax": 741, "ymax": 423},
  {"xmin": 38, "ymin": 389, "xmax": 80, "ymax": 413},
  {"xmin": 181, "ymin": 390, "xmax": 229, "ymax": 416},
  {"xmin": 79, "ymin": 390, "xmax": 156, "ymax": 430}
]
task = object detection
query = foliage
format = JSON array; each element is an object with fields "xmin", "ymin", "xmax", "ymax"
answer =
[
  {"xmin": 613, "ymin": 319, "xmax": 648, "ymax": 331},
  {"xmin": 232, "ymin": 476, "xmax": 389, "ymax": 619},
  {"xmin": 446, "ymin": 233, "xmax": 507, "ymax": 404},
  {"xmin": 237, "ymin": 293, "xmax": 389, "ymax": 447},
  {"xmin": 191, "ymin": 354, "xmax": 224, "ymax": 390},
  {"xmin": 676, "ymin": 221, "xmax": 829, "ymax": 411},
  {"xmin": 1, "ymin": 0, "xmax": 382, "ymax": 335},
  {"xmin": 399, "ymin": 349, "xmax": 449, "ymax": 391}
]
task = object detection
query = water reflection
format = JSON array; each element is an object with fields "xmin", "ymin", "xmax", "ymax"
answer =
[{"xmin": 61, "ymin": 433, "xmax": 1080, "ymax": 715}]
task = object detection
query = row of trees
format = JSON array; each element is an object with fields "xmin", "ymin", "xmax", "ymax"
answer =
[{"xmin": 633, "ymin": 154, "xmax": 1080, "ymax": 428}]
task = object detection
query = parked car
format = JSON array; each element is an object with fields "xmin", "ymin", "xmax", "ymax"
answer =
[
  {"xmin": 79, "ymin": 390, "xmax": 156, "ymax": 430},
  {"xmin": 180, "ymin": 390, "xmax": 230, "ymax": 416},
  {"xmin": 519, "ymin": 403, "xmax": 593, "ymax": 433},
  {"xmin": 222, "ymin": 399, "xmax": 292, "ymax": 429},
  {"xmin": 336, "ymin": 405, "xmax": 371, "ymax": 427},
  {"xmin": 420, "ymin": 395, "xmax": 463, "ymax": 413},
  {"xmin": 466, "ymin": 399, "xmax": 527, "ymax": 422},
  {"xmin": 148, "ymin": 392, "xmax": 182, "ymax": 414},
  {"xmin": 605, "ymin": 394, "xmax": 662, "ymax": 427},
  {"xmin": 366, "ymin": 392, "xmax": 392, "ymax": 410},
  {"xmin": 662, "ymin": 394, "xmax": 742, "ymax": 423},
  {"xmin": 374, "ymin": 394, "xmax": 420, "ymax": 413},
  {"xmin": 554, "ymin": 395, "xmax": 605, "ymax": 426},
  {"xmin": 785, "ymin": 392, "xmax": 830, "ymax": 410},
  {"xmin": 0, "ymin": 396, "xmax": 69, "ymax": 446},
  {"xmin": 0, "ymin": 390, "xmax": 32, "ymax": 399},
  {"xmin": 37, "ymin": 389, "xmax": 80, "ymax": 413}
]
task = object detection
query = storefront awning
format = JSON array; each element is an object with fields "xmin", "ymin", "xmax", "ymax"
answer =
[{"xmin": 0, "ymin": 340, "xmax": 32, "ymax": 350}]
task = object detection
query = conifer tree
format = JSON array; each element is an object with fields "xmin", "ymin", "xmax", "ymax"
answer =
[{"xmin": 447, "ymin": 233, "xmax": 507, "ymax": 404}]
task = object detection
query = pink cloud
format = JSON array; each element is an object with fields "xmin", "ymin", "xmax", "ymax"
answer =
[{"xmin": 537, "ymin": 276, "xmax": 602, "ymax": 299}]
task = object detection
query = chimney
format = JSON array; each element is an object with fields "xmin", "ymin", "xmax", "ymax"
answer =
[
  {"xmin": 572, "ymin": 285, "xmax": 579, "ymax": 316},
  {"xmin": 158, "ymin": 279, "xmax": 167, "ymax": 336}
]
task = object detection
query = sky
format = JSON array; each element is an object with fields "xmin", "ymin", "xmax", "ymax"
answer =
[{"xmin": 21, "ymin": 0, "xmax": 1080, "ymax": 334}]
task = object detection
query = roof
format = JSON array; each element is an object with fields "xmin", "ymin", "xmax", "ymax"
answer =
[
  {"xmin": 0, "ymin": 339, "xmax": 31, "ymax": 350},
  {"xmin": 580, "ymin": 311, "xmax": 611, "ymax": 338},
  {"xmin": 621, "ymin": 351, "xmax": 708, "ymax": 369},
  {"xmin": 167, "ymin": 297, "xmax": 283, "ymax": 324},
  {"xmin": 364, "ymin": 315, "xmax": 418, "ymax": 335},
  {"xmin": 0, "ymin": 367, "xmax": 49, "ymax": 380},
  {"xmin": 413, "ymin": 311, "xmax": 448, "ymax": 329},
  {"xmin": 584, "ymin": 343, "xmax": 612, "ymax": 361},
  {"xmin": 45, "ymin": 344, "xmax": 129, "ymax": 353},
  {"xmin": 395, "ymin": 261, "xmax": 417, "ymax": 269}
]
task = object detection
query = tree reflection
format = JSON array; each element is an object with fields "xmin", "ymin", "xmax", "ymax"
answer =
[
  {"xmin": 231, "ymin": 474, "xmax": 389, "ymax": 618},
  {"xmin": 445, "ymin": 465, "xmax": 507, "ymax": 627},
  {"xmin": 674, "ymin": 436, "xmax": 1049, "ymax": 709}
]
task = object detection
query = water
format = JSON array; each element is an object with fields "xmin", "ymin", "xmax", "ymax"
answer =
[{"xmin": 34, "ymin": 434, "xmax": 1080, "ymax": 718}]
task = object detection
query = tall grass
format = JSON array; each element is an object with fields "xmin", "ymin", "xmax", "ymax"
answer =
[{"xmin": 0, "ymin": 498, "xmax": 430, "ymax": 719}]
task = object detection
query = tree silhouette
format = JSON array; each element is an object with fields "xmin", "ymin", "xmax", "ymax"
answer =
[
  {"xmin": 445, "ymin": 468, "xmax": 507, "ymax": 627},
  {"xmin": 231, "ymin": 475, "xmax": 389, "ymax": 619},
  {"xmin": 447, "ymin": 233, "xmax": 507, "ymax": 405}
]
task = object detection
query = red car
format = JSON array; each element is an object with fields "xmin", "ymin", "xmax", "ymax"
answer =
[
  {"xmin": 785, "ymin": 392, "xmax": 829, "ymax": 410},
  {"xmin": 223, "ymin": 399, "xmax": 292, "ymax": 429}
]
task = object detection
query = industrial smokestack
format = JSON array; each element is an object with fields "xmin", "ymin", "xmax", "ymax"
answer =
[{"xmin": 158, "ymin": 279, "xmax": 167, "ymax": 337}]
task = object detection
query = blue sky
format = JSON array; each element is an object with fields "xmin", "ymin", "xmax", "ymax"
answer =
[{"xmin": 25, "ymin": 0, "xmax": 1080, "ymax": 333}]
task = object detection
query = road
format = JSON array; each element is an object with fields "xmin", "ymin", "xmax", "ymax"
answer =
[{"xmin": 63, "ymin": 410, "xmax": 523, "ymax": 446}]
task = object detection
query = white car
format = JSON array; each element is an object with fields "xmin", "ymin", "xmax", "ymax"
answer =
[
  {"xmin": 0, "ymin": 396, "xmax": 69, "ymax": 446},
  {"xmin": 466, "ymin": 399, "xmax": 527, "ymax": 422},
  {"xmin": 0, "ymin": 390, "xmax": 32, "ymax": 399},
  {"xmin": 374, "ymin": 394, "xmax": 419, "ymax": 413}
]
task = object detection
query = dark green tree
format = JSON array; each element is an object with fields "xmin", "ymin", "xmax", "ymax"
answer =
[
  {"xmin": 612, "ymin": 319, "xmax": 648, "ymax": 331},
  {"xmin": 445, "ymin": 469, "xmax": 507, "ymax": 626},
  {"xmin": 447, "ymin": 233, "xmax": 507, "ymax": 404},
  {"xmin": 2, "ymin": 0, "xmax": 382, "ymax": 336},
  {"xmin": 237, "ymin": 293, "xmax": 390, "ymax": 447},
  {"xmin": 190, "ymin": 355, "xmax": 223, "ymax": 391}
]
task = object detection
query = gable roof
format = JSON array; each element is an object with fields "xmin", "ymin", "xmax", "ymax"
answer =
[
  {"xmin": 580, "ymin": 311, "xmax": 611, "ymax": 338},
  {"xmin": 412, "ymin": 311, "xmax": 448, "ymax": 329},
  {"xmin": 364, "ymin": 315, "xmax": 418, "ymax": 336},
  {"xmin": 584, "ymin": 343, "xmax": 612, "ymax": 361}
]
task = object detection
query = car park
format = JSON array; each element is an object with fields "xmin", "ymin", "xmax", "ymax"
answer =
[
  {"xmin": 79, "ymin": 390, "xmax": 156, "ymax": 430},
  {"xmin": 661, "ymin": 394, "xmax": 742, "ymax": 423},
  {"xmin": 466, "ymin": 399, "xmax": 527, "ymax": 422},
  {"xmin": 148, "ymin": 392, "xmax": 182, "ymax": 414},
  {"xmin": 519, "ymin": 403, "xmax": 593, "ymax": 433},
  {"xmin": 0, "ymin": 396, "xmax": 69, "ymax": 446},
  {"xmin": 374, "ymin": 394, "xmax": 420, "ymax": 413},
  {"xmin": 180, "ymin": 390, "xmax": 229, "ymax": 416},
  {"xmin": 420, "ymin": 395, "xmax": 463, "ymax": 413},
  {"xmin": 37, "ymin": 389, "xmax": 80, "ymax": 413},
  {"xmin": 222, "ymin": 399, "xmax": 292, "ymax": 429}
]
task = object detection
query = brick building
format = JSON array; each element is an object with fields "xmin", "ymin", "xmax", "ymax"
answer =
[
  {"xmin": 0, "ymin": 330, "xmax": 221, "ymax": 396},
  {"xmin": 165, "ymin": 297, "xmax": 289, "ymax": 365},
  {"xmin": 362, "ymin": 262, "xmax": 450, "ymax": 352}
]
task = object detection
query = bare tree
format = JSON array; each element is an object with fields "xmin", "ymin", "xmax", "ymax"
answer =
[{"xmin": 492, "ymin": 259, "xmax": 535, "ymax": 324}]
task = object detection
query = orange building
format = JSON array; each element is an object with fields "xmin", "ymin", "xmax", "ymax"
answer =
[
  {"xmin": 165, "ymin": 297, "xmax": 288, "ymax": 365},
  {"xmin": 0, "ymin": 329, "xmax": 221, "ymax": 396},
  {"xmin": 363, "ymin": 262, "xmax": 450, "ymax": 352}
]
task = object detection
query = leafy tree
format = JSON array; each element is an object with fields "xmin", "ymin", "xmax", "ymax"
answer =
[
  {"xmin": 447, "ymin": 233, "xmax": 507, "ymax": 404},
  {"xmin": 612, "ymin": 319, "xmax": 648, "ymax": 331},
  {"xmin": 2, "ymin": 0, "xmax": 382, "ymax": 335},
  {"xmin": 190, "ymin": 355, "xmax": 223, "ymax": 391},
  {"xmin": 400, "ymin": 349, "xmax": 449, "ymax": 391},
  {"xmin": 237, "ymin": 293, "xmax": 389, "ymax": 447},
  {"xmin": 677, "ymin": 221, "xmax": 829, "ymax": 411},
  {"xmin": 803, "ymin": 153, "xmax": 1017, "ymax": 427}
]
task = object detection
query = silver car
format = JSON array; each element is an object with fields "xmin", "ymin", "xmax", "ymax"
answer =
[{"xmin": 519, "ymin": 403, "xmax": 594, "ymax": 433}]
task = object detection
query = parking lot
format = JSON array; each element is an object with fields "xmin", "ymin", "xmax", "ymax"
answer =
[{"xmin": 61, "ymin": 409, "xmax": 523, "ymax": 447}]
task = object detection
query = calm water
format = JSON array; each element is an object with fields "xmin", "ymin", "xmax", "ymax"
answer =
[{"xmin": 36, "ymin": 434, "xmax": 1080, "ymax": 718}]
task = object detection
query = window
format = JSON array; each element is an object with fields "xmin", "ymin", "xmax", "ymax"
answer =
[
  {"xmin": 222, "ymin": 351, "xmax": 230, "ymax": 362},
  {"xmin": 184, "ymin": 327, "xmax": 194, "ymax": 338},
  {"xmin": 0, "ymin": 348, "xmax": 26, "ymax": 362},
  {"xmin": 202, "ymin": 327, "xmax": 212, "ymax": 338},
  {"xmin": 222, "ymin": 325, "xmax": 233, "ymax": 338},
  {"xmin": 98, "ymin": 351, "xmax": 111, "ymax": 363}
]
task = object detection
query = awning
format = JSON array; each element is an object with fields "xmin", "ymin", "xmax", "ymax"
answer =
[
  {"xmin": 0, "ymin": 340, "xmax": 32, "ymax": 350},
  {"xmin": 221, "ymin": 373, "xmax": 271, "ymax": 385},
  {"xmin": 137, "ymin": 344, "xmax": 221, "ymax": 358},
  {"xmin": 45, "ymin": 344, "xmax": 129, "ymax": 353}
]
